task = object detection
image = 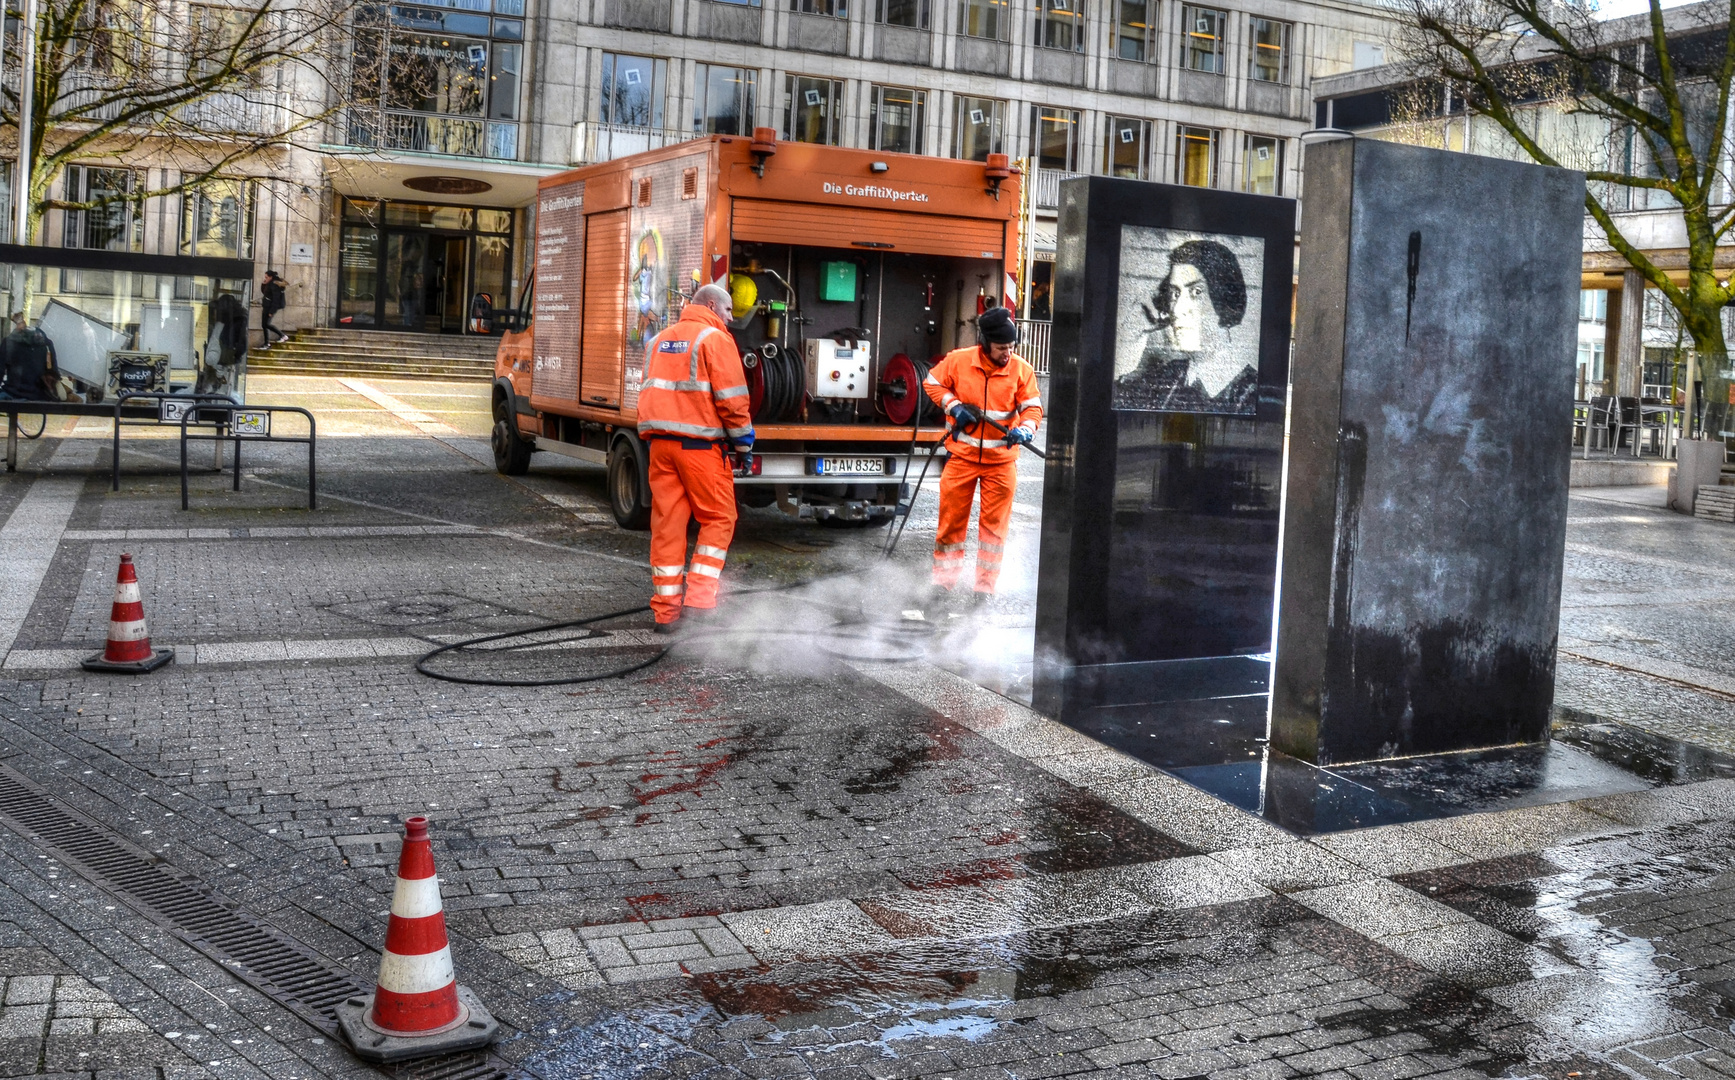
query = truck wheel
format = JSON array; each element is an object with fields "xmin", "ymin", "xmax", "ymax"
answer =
[
  {"xmin": 492, "ymin": 419, "xmax": 533, "ymax": 476},
  {"xmin": 608, "ymin": 440, "xmax": 651, "ymax": 530}
]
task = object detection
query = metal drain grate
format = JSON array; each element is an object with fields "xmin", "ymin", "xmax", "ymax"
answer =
[{"xmin": 0, "ymin": 765, "xmax": 516, "ymax": 1080}]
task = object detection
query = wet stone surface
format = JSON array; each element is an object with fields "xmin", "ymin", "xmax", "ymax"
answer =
[{"xmin": 0, "ymin": 405, "xmax": 1733, "ymax": 1078}]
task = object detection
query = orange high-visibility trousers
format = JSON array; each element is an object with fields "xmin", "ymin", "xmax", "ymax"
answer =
[
  {"xmin": 933, "ymin": 456, "xmax": 1016, "ymax": 594},
  {"xmin": 648, "ymin": 439, "xmax": 738, "ymax": 624}
]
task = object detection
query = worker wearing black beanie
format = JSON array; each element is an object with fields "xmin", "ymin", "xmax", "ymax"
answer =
[{"xmin": 919, "ymin": 306, "xmax": 1042, "ymax": 607}]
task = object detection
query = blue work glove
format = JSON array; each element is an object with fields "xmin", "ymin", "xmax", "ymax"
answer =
[
  {"xmin": 948, "ymin": 403, "xmax": 980, "ymax": 430},
  {"xmin": 1004, "ymin": 426, "xmax": 1033, "ymax": 447}
]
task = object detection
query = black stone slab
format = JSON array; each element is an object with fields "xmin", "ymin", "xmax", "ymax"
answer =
[
  {"xmin": 1034, "ymin": 176, "xmax": 1294, "ymax": 722},
  {"xmin": 1272, "ymin": 137, "xmax": 1584, "ymax": 765}
]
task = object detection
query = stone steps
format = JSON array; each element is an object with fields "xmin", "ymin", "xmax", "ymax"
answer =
[{"xmin": 246, "ymin": 328, "xmax": 501, "ymax": 382}]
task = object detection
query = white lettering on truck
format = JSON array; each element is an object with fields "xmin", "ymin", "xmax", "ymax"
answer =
[{"xmin": 822, "ymin": 181, "xmax": 929, "ymax": 204}]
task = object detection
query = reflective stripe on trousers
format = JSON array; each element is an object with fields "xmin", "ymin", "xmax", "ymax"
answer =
[
  {"xmin": 932, "ymin": 455, "xmax": 1017, "ymax": 594},
  {"xmin": 648, "ymin": 440, "xmax": 738, "ymax": 623}
]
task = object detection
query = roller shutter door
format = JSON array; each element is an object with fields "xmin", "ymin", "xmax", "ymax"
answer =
[
  {"xmin": 580, "ymin": 209, "xmax": 628, "ymax": 408},
  {"xmin": 731, "ymin": 199, "xmax": 1006, "ymax": 260}
]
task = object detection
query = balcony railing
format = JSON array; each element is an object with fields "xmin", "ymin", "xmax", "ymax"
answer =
[
  {"xmin": 1017, "ymin": 318, "xmax": 1051, "ymax": 376},
  {"xmin": 175, "ymin": 93, "xmax": 283, "ymax": 137},
  {"xmin": 344, "ymin": 110, "xmax": 520, "ymax": 161},
  {"xmin": 1033, "ymin": 168, "xmax": 1084, "ymax": 210},
  {"xmin": 573, "ymin": 121, "xmax": 704, "ymax": 165}
]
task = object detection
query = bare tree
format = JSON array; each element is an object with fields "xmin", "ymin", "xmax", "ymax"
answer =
[
  {"xmin": 0, "ymin": 0, "xmax": 343, "ymax": 246},
  {"xmin": 1392, "ymin": 0, "xmax": 1735, "ymax": 438}
]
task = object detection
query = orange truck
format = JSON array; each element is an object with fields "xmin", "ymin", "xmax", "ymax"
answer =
[{"xmin": 489, "ymin": 131, "xmax": 1021, "ymax": 528}]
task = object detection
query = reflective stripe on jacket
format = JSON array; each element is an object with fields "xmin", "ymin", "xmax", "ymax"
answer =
[
  {"xmin": 922, "ymin": 345, "xmax": 1043, "ymax": 465},
  {"xmin": 637, "ymin": 303, "xmax": 755, "ymax": 446}
]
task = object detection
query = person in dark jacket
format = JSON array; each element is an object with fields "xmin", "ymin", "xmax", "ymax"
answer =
[
  {"xmin": 0, "ymin": 313, "xmax": 58, "ymax": 401},
  {"xmin": 260, "ymin": 270, "xmax": 288, "ymax": 347}
]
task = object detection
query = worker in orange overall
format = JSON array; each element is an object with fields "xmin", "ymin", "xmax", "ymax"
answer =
[
  {"xmin": 637, "ymin": 283, "xmax": 755, "ymax": 633},
  {"xmin": 922, "ymin": 306, "xmax": 1042, "ymax": 606}
]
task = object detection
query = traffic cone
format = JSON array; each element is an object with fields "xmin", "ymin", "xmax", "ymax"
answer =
[
  {"xmin": 335, "ymin": 816, "xmax": 497, "ymax": 1063},
  {"xmin": 81, "ymin": 554, "xmax": 173, "ymax": 673}
]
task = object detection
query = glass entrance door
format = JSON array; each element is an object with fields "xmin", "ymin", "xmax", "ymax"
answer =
[
  {"xmin": 434, "ymin": 235, "xmax": 470, "ymax": 333},
  {"xmin": 337, "ymin": 198, "xmax": 513, "ymax": 333},
  {"xmin": 384, "ymin": 233, "xmax": 428, "ymax": 331}
]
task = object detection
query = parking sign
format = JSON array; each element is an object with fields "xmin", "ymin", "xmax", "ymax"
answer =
[{"xmin": 232, "ymin": 410, "xmax": 270, "ymax": 437}]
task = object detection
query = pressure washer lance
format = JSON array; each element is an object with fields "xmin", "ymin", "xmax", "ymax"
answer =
[{"xmin": 975, "ymin": 413, "xmax": 1046, "ymax": 459}]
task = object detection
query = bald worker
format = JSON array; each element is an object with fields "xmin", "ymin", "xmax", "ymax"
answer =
[{"xmin": 636, "ymin": 283, "xmax": 756, "ymax": 632}]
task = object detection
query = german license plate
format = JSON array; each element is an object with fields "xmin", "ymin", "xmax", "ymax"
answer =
[{"xmin": 815, "ymin": 456, "xmax": 885, "ymax": 476}]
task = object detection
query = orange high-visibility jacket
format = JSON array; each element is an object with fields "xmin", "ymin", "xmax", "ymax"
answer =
[
  {"xmin": 923, "ymin": 345, "xmax": 1043, "ymax": 465},
  {"xmin": 637, "ymin": 304, "xmax": 755, "ymax": 446}
]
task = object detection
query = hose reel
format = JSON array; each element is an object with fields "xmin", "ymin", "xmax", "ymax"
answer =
[
  {"xmin": 877, "ymin": 352, "xmax": 938, "ymax": 427},
  {"xmin": 744, "ymin": 342, "xmax": 807, "ymax": 423}
]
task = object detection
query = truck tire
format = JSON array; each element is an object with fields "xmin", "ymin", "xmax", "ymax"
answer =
[
  {"xmin": 492, "ymin": 419, "xmax": 533, "ymax": 475},
  {"xmin": 608, "ymin": 439, "xmax": 651, "ymax": 530}
]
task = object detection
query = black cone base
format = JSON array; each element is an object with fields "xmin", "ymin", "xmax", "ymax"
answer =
[
  {"xmin": 81, "ymin": 648, "xmax": 174, "ymax": 674},
  {"xmin": 335, "ymin": 985, "xmax": 498, "ymax": 1064}
]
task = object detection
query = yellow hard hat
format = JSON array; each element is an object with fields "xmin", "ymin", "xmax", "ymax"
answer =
[{"xmin": 728, "ymin": 272, "xmax": 758, "ymax": 320}]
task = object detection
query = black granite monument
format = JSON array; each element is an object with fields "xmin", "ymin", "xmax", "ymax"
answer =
[
  {"xmin": 1034, "ymin": 177, "xmax": 1295, "ymax": 724},
  {"xmin": 1271, "ymin": 137, "xmax": 1584, "ymax": 765}
]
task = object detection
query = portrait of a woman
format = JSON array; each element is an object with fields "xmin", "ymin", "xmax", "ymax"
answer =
[{"xmin": 1113, "ymin": 232, "xmax": 1261, "ymax": 415}]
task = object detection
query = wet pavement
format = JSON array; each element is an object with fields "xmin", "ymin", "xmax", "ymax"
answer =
[{"xmin": 0, "ymin": 377, "xmax": 1731, "ymax": 1079}]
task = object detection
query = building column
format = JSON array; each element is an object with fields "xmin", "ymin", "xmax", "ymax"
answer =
[{"xmin": 1606, "ymin": 268, "xmax": 1645, "ymax": 397}]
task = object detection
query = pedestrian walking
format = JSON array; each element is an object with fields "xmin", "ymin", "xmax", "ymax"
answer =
[
  {"xmin": 260, "ymin": 270, "xmax": 288, "ymax": 347},
  {"xmin": 922, "ymin": 306, "xmax": 1043, "ymax": 606},
  {"xmin": 635, "ymin": 283, "xmax": 755, "ymax": 634}
]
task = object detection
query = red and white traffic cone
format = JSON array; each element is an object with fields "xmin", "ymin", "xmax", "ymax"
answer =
[
  {"xmin": 336, "ymin": 816, "xmax": 497, "ymax": 1063},
  {"xmin": 81, "ymin": 554, "xmax": 173, "ymax": 673}
]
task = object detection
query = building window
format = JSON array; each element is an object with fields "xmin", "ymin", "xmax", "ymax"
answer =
[
  {"xmin": 870, "ymin": 85, "xmax": 926, "ymax": 154},
  {"xmin": 1244, "ymin": 135, "xmax": 1282, "ymax": 195},
  {"xmin": 181, "ymin": 179, "xmax": 255, "ymax": 259},
  {"xmin": 1104, "ymin": 116, "xmax": 1151, "ymax": 179},
  {"xmin": 877, "ymin": 0, "xmax": 929, "ymax": 27},
  {"xmin": 1176, "ymin": 126, "xmax": 1218, "ymax": 187},
  {"xmin": 785, "ymin": 76, "xmax": 843, "ymax": 144},
  {"xmin": 958, "ymin": 0, "xmax": 1008, "ymax": 40},
  {"xmin": 954, "ymin": 96, "xmax": 1005, "ymax": 160},
  {"xmin": 1034, "ymin": 0, "xmax": 1083, "ymax": 52},
  {"xmin": 63, "ymin": 166, "xmax": 141, "ymax": 252},
  {"xmin": 1180, "ymin": 5, "xmax": 1225, "ymax": 73},
  {"xmin": 1249, "ymin": 18, "xmax": 1289, "ymax": 82},
  {"xmin": 694, "ymin": 64, "xmax": 756, "ymax": 135},
  {"xmin": 490, "ymin": 42, "xmax": 521, "ymax": 128},
  {"xmin": 792, "ymin": 0, "xmax": 845, "ymax": 16},
  {"xmin": 601, "ymin": 53, "xmax": 667, "ymax": 128},
  {"xmin": 1030, "ymin": 106, "xmax": 1080, "ymax": 172},
  {"xmin": 189, "ymin": 5, "xmax": 255, "ymax": 82},
  {"xmin": 348, "ymin": 6, "xmax": 528, "ymax": 160},
  {"xmin": 1117, "ymin": 0, "xmax": 1154, "ymax": 60}
]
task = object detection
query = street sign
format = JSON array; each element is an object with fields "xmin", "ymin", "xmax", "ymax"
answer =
[
  {"xmin": 232, "ymin": 410, "xmax": 270, "ymax": 437},
  {"xmin": 158, "ymin": 398, "xmax": 191, "ymax": 423}
]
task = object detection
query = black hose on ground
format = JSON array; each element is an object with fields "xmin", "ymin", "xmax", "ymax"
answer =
[
  {"xmin": 418, "ymin": 378, "xmax": 1049, "ymax": 687},
  {"xmin": 415, "ymin": 553, "xmax": 938, "ymax": 687}
]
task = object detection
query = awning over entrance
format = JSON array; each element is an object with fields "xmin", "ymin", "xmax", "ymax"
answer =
[
  {"xmin": 731, "ymin": 199, "xmax": 1008, "ymax": 260},
  {"xmin": 322, "ymin": 149, "xmax": 566, "ymax": 207},
  {"xmin": 1027, "ymin": 220, "xmax": 1056, "ymax": 263}
]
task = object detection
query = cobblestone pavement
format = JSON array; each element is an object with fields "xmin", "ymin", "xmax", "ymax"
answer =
[{"xmin": 0, "ymin": 380, "xmax": 1732, "ymax": 1079}]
